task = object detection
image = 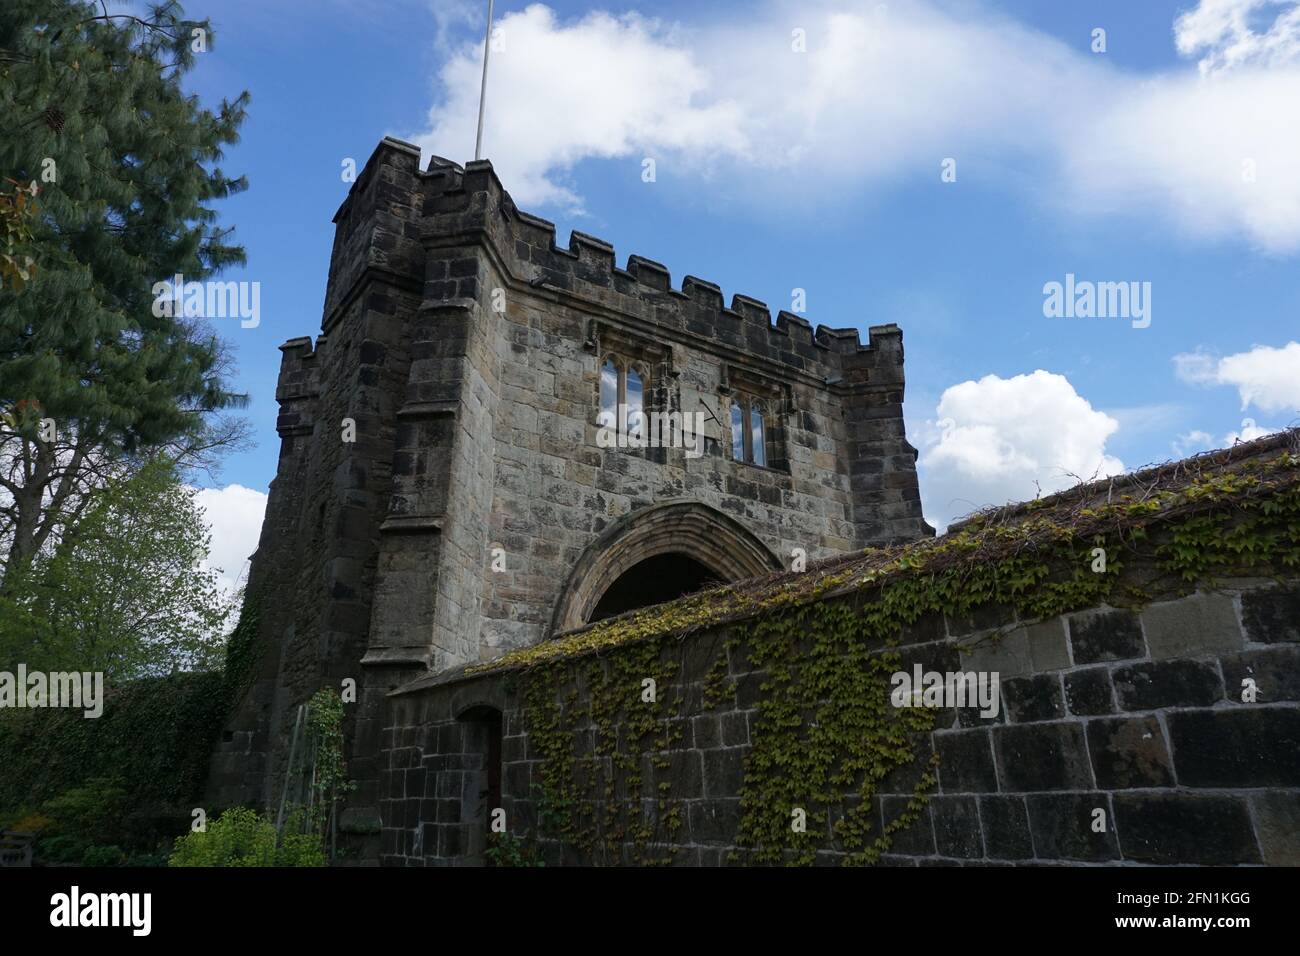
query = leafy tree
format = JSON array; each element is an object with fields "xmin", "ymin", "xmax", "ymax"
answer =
[
  {"xmin": 0, "ymin": 1, "xmax": 250, "ymax": 586},
  {"xmin": 0, "ymin": 457, "xmax": 231, "ymax": 678}
]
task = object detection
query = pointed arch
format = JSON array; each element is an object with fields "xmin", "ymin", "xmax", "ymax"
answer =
[{"xmin": 548, "ymin": 500, "xmax": 782, "ymax": 635}]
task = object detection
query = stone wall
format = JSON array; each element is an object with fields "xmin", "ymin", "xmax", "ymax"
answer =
[{"xmin": 381, "ymin": 574, "xmax": 1300, "ymax": 866}]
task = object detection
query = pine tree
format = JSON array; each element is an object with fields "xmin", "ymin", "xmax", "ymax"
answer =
[{"xmin": 0, "ymin": 1, "xmax": 250, "ymax": 585}]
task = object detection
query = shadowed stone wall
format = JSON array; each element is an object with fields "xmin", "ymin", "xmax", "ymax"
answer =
[{"xmin": 382, "ymin": 576, "xmax": 1300, "ymax": 867}]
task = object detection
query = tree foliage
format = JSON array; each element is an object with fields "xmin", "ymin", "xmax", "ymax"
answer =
[
  {"xmin": 0, "ymin": 457, "xmax": 230, "ymax": 678},
  {"xmin": 0, "ymin": 0, "xmax": 250, "ymax": 584}
]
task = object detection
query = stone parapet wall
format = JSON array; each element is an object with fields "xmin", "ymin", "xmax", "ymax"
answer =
[{"xmin": 381, "ymin": 577, "xmax": 1300, "ymax": 867}]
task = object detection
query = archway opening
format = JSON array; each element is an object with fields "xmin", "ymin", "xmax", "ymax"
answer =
[{"xmin": 588, "ymin": 553, "xmax": 722, "ymax": 623}]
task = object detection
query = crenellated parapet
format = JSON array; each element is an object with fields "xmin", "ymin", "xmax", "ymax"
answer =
[{"xmin": 327, "ymin": 138, "xmax": 905, "ymax": 390}]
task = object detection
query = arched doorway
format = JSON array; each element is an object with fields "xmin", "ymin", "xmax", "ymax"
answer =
[{"xmin": 549, "ymin": 500, "xmax": 781, "ymax": 634}]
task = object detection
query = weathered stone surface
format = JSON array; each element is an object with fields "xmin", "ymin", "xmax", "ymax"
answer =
[
  {"xmin": 1113, "ymin": 793, "xmax": 1260, "ymax": 864},
  {"xmin": 1141, "ymin": 592, "xmax": 1242, "ymax": 660},
  {"xmin": 1112, "ymin": 659, "xmax": 1222, "ymax": 711},
  {"xmin": 1025, "ymin": 619, "xmax": 1071, "ymax": 672},
  {"xmin": 1063, "ymin": 666, "xmax": 1114, "ymax": 715},
  {"xmin": 1026, "ymin": 794, "xmax": 1119, "ymax": 861},
  {"xmin": 979, "ymin": 795, "xmax": 1034, "ymax": 860},
  {"xmin": 1220, "ymin": 646, "xmax": 1300, "ymax": 702},
  {"xmin": 1240, "ymin": 584, "xmax": 1300, "ymax": 644},
  {"xmin": 935, "ymin": 729, "xmax": 998, "ymax": 793},
  {"xmin": 1068, "ymin": 608, "xmax": 1144, "ymax": 664},
  {"xmin": 1086, "ymin": 715, "xmax": 1174, "ymax": 789},
  {"xmin": 1252, "ymin": 791, "xmax": 1300, "ymax": 865},
  {"xmin": 931, "ymin": 796, "xmax": 983, "ymax": 859},
  {"xmin": 1168, "ymin": 707, "xmax": 1300, "ymax": 787},
  {"xmin": 1002, "ymin": 675, "xmax": 1065, "ymax": 723},
  {"xmin": 993, "ymin": 723, "xmax": 1093, "ymax": 792}
]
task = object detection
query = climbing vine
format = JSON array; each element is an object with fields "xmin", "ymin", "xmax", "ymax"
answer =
[{"xmin": 477, "ymin": 445, "xmax": 1300, "ymax": 866}]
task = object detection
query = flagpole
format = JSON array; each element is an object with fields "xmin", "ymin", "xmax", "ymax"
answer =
[{"xmin": 474, "ymin": 0, "xmax": 495, "ymax": 161}]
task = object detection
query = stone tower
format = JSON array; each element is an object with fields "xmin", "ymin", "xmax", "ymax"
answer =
[{"xmin": 207, "ymin": 137, "xmax": 932, "ymax": 822}]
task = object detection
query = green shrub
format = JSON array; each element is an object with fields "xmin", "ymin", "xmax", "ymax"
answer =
[
  {"xmin": 82, "ymin": 845, "xmax": 126, "ymax": 867},
  {"xmin": 168, "ymin": 807, "xmax": 326, "ymax": 867}
]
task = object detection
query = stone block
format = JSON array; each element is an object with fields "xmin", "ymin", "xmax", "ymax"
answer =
[
  {"xmin": 993, "ymin": 723, "xmax": 1093, "ymax": 791},
  {"xmin": 1220, "ymin": 645, "xmax": 1300, "ymax": 702},
  {"xmin": 702, "ymin": 748, "xmax": 745, "ymax": 799},
  {"xmin": 956, "ymin": 628, "xmax": 1031, "ymax": 680},
  {"xmin": 1141, "ymin": 592, "xmax": 1242, "ymax": 660},
  {"xmin": 1086, "ymin": 715, "xmax": 1174, "ymax": 789},
  {"xmin": 979, "ymin": 795, "xmax": 1034, "ymax": 860},
  {"xmin": 1002, "ymin": 674, "xmax": 1065, "ymax": 723},
  {"xmin": 1240, "ymin": 584, "xmax": 1300, "ymax": 644},
  {"xmin": 935, "ymin": 729, "xmax": 998, "ymax": 793},
  {"xmin": 1068, "ymin": 608, "xmax": 1145, "ymax": 664},
  {"xmin": 1112, "ymin": 659, "xmax": 1222, "ymax": 710},
  {"xmin": 1026, "ymin": 793, "xmax": 1119, "ymax": 862},
  {"xmin": 1113, "ymin": 793, "xmax": 1259, "ymax": 864},
  {"xmin": 931, "ymin": 796, "xmax": 983, "ymax": 859},
  {"xmin": 1168, "ymin": 707, "xmax": 1300, "ymax": 787},
  {"xmin": 1252, "ymin": 791, "xmax": 1300, "ymax": 865},
  {"xmin": 1025, "ymin": 619, "xmax": 1071, "ymax": 671},
  {"xmin": 687, "ymin": 799, "xmax": 740, "ymax": 844},
  {"xmin": 1063, "ymin": 666, "xmax": 1115, "ymax": 715}
]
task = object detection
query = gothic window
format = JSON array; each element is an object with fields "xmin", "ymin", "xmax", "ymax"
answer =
[
  {"xmin": 730, "ymin": 394, "xmax": 770, "ymax": 467},
  {"xmin": 596, "ymin": 355, "xmax": 649, "ymax": 444},
  {"xmin": 599, "ymin": 358, "xmax": 618, "ymax": 430},
  {"xmin": 625, "ymin": 366, "xmax": 644, "ymax": 443},
  {"xmin": 730, "ymin": 402, "xmax": 745, "ymax": 460}
]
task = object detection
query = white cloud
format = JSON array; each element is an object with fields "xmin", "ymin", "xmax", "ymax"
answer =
[
  {"xmin": 192, "ymin": 484, "xmax": 267, "ymax": 601},
  {"xmin": 1173, "ymin": 429, "xmax": 1217, "ymax": 457},
  {"xmin": 1174, "ymin": 341, "xmax": 1300, "ymax": 412},
  {"xmin": 409, "ymin": 0, "xmax": 1300, "ymax": 251},
  {"xmin": 915, "ymin": 370, "xmax": 1124, "ymax": 531},
  {"xmin": 1224, "ymin": 418, "xmax": 1283, "ymax": 443},
  {"xmin": 1175, "ymin": 0, "xmax": 1300, "ymax": 74},
  {"xmin": 413, "ymin": 5, "xmax": 748, "ymax": 210}
]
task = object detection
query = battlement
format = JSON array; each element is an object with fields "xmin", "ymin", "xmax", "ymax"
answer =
[{"xmin": 330, "ymin": 138, "xmax": 903, "ymax": 386}]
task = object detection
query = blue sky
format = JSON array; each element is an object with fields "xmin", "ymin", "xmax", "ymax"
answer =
[{"xmin": 163, "ymin": 0, "xmax": 1300, "ymax": 585}]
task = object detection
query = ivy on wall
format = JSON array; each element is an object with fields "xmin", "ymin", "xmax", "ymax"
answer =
[{"xmin": 485, "ymin": 445, "xmax": 1300, "ymax": 865}]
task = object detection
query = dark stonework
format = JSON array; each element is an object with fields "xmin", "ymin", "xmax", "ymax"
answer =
[
  {"xmin": 1112, "ymin": 659, "xmax": 1222, "ymax": 711},
  {"xmin": 1068, "ymin": 609, "xmax": 1145, "ymax": 664},
  {"xmin": 935, "ymin": 729, "xmax": 997, "ymax": 793},
  {"xmin": 979, "ymin": 796, "xmax": 1034, "ymax": 861},
  {"xmin": 1002, "ymin": 675, "xmax": 1065, "ymax": 723},
  {"xmin": 1026, "ymin": 793, "xmax": 1120, "ymax": 862},
  {"xmin": 1063, "ymin": 666, "xmax": 1114, "ymax": 716},
  {"xmin": 1240, "ymin": 585, "xmax": 1300, "ymax": 644},
  {"xmin": 1168, "ymin": 708, "xmax": 1300, "ymax": 787},
  {"xmin": 993, "ymin": 723, "xmax": 1093, "ymax": 792},
  {"xmin": 1085, "ymin": 715, "xmax": 1174, "ymax": 789},
  {"xmin": 931, "ymin": 796, "xmax": 983, "ymax": 859},
  {"xmin": 1113, "ymin": 794, "xmax": 1261, "ymax": 865},
  {"xmin": 1220, "ymin": 646, "xmax": 1300, "ymax": 702}
]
